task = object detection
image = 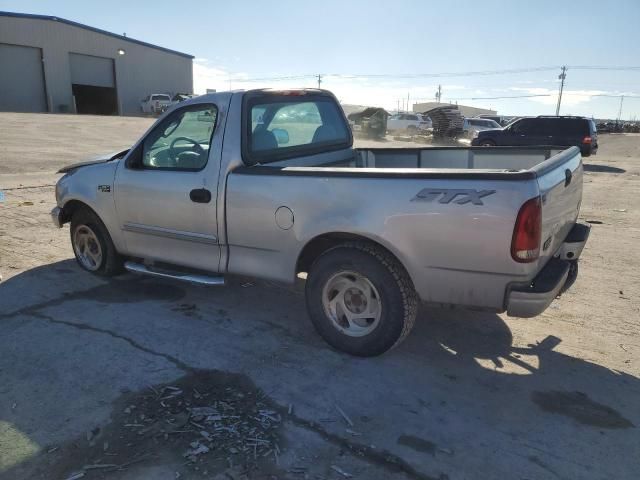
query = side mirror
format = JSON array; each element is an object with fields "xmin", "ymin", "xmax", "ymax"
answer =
[{"xmin": 272, "ymin": 128, "xmax": 289, "ymax": 145}]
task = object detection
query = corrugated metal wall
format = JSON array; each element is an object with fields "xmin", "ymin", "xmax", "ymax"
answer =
[
  {"xmin": 0, "ymin": 15, "xmax": 193, "ymax": 115},
  {"xmin": 0, "ymin": 43, "xmax": 47, "ymax": 112}
]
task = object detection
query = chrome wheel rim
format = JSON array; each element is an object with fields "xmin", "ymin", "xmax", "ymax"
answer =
[
  {"xmin": 73, "ymin": 225, "xmax": 102, "ymax": 271},
  {"xmin": 322, "ymin": 271, "xmax": 382, "ymax": 337}
]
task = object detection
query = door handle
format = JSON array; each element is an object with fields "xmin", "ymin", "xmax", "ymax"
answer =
[
  {"xmin": 190, "ymin": 188, "xmax": 212, "ymax": 203},
  {"xmin": 564, "ymin": 169, "xmax": 572, "ymax": 187}
]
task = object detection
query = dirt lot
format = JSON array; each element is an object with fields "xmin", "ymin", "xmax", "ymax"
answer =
[{"xmin": 1, "ymin": 112, "xmax": 639, "ymax": 480}]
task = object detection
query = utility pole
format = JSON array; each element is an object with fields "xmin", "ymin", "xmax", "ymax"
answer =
[
  {"xmin": 407, "ymin": 92, "xmax": 410, "ymax": 112},
  {"xmin": 435, "ymin": 84, "xmax": 442, "ymax": 103},
  {"xmin": 555, "ymin": 66, "xmax": 567, "ymax": 116},
  {"xmin": 617, "ymin": 95, "xmax": 624, "ymax": 122},
  {"xmin": 317, "ymin": 74, "xmax": 322, "ymax": 89},
  {"xmin": 397, "ymin": 99, "xmax": 400, "ymax": 113}
]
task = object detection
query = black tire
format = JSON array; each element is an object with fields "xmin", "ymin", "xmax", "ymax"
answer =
[
  {"xmin": 305, "ymin": 242, "xmax": 418, "ymax": 356},
  {"xmin": 70, "ymin": 207, "xmax": 124, "ymax": 276},
  {"xmin": 480, "ymin": 140, "xmax": 496, "ymax": 147}
]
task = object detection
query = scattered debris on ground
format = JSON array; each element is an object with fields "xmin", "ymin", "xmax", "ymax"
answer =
[{"xmin": 43, "ymin": 371, "xmax": 285, "ymax": 479}]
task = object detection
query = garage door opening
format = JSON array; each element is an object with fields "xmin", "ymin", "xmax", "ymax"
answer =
[
  {"xmin": 72, "ymin": 84, "xmax": 118, "ymax": 115},
  {"xmin": 69, "ymin": 53, "xmax": 118, "ymax": 115}
]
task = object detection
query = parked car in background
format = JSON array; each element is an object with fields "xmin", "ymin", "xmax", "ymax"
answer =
[
  {"xmin": 52, "ymin": 89, "xmax": 589, "ymax": 356},
  {"xmin": 172, "ymin": 93, "xmax": 196, "ymax": 104},
  {"xmin": 476, "ymin": 115, "xmax": 503, "ymax": 124},
  {"xmin": 141, "ymin": 94, "xmax": 172, "ymax": 114},
  {"xmin": 472, "ymin": 116, "xmax": 598, "ymax": 156},
  {"xmin": 387, "ymin": 113, "xmax": 432, "ymax": 134},
  {"xmin": 463, "ymin": 118, "xmax": 501, "ymax": 138}
]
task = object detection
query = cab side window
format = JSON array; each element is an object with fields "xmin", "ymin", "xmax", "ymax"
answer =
[
  {"xmin": 141, "ymin": 105, "xmax": 217, "ymax": 170},
  {"xmin": 510, "ymin": 119, "xmax": 534, "ymax": 134}
]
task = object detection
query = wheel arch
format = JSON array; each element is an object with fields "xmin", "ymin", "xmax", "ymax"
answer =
[
  {"xmin": 61, "ymin": 199, "xmax": 99, "ymax": 224},
  {"xmin": 295, "ymin": 232, "xmax": 415, "ymax": 286}
]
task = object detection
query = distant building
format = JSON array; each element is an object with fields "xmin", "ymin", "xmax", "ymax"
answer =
[
  {"xmin": 413, "ymin": 102, "xmax": 496, "ymax": 118},
  {"xmin": 0, "ymin": 11, "xmax": 193, "ymax": 115}
]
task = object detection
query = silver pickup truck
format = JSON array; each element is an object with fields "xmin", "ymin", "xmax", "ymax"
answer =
[{"xmin": 52, "ymin": 89, "xmax": 590, "ymax": 356}]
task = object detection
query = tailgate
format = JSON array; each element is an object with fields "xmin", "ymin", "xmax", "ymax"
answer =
[{"xmin": 534, "ymin": 147, "xmax": 583, "ymax": 264}]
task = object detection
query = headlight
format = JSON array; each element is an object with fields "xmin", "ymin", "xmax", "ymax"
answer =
[
  {"xmin": 55, "ymin": 173, "xmax": 74, "ymax": 204},
  {"xmin": 472, "ymin": 130, "xmax": 479, "ymax": 139}
]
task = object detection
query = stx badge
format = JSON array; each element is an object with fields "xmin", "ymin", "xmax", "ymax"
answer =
[
  {"xmin": 98, "ymin": 185, "xmax": 111, "ymax": 193},
  {"xmin": 412, "ymin": 188, "xmax": 496, "ymax": 205}
]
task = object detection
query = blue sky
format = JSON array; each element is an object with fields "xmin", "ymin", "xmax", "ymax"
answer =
[{"xmin": 2, "ymin": 0, "xmax": 640, "ymax": 118}]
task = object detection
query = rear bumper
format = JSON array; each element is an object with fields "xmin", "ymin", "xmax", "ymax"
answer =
[{"xmin": 506, "ymin": 222, "xmax": 590, "ymax": 318}]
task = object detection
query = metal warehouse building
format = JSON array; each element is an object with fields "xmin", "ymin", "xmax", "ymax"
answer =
[{"xmin": 0, "ymin": 11, "xmax": 193, "ymax": 115}]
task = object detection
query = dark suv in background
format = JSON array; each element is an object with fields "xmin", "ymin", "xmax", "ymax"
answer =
[{"xmin": 471, "ymin": 116, "xmax": 598, "ymax": 156}]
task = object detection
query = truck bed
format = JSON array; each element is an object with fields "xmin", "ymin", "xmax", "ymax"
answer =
[
  {"xmin": 270, "ymin": 145, "xmax": 569, "ymax": 176},
  {"xmin": 228, "ymin": 145, "xmax": 583, "ymax": 312}
]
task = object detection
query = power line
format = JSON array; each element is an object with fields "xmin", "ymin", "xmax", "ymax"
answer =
[
  {"xmin": 464, "ymin": 94, "xmax": 553, "ymax": 100},
  {"xmin": 326, "ymin": 66, "xmax": 560, "ymax": 79},
  {"xmin": 230, "ymin": 74, "xmax": 317, "ymax": 82},
  {"xmin": 413, "ymin": 94, "xmax": 553, "ymax": 102},
  {"xmin": 588, "ymin": 93, "xmax": 640, "ymax": 98},
  {"xmin": 224, "ymin": 65, "xmax": 640, "ymax": 84},
  {"xmin": 569, "ymin": 65, "xmax": 640, "ymax": 71}
]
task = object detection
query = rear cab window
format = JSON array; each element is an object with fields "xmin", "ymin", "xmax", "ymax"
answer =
[{"xmin": 243, "ymin": 91, "xmax": 351, "ymax": 164}]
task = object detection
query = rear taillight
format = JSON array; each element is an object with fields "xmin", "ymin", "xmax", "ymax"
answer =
[
  {"xmin": 582, "ymin": 136, "xmax": 592, "ymax": 144},
  {"xmin": 511, "ymin": 197, "xmax": 542, "ymax": 263}
]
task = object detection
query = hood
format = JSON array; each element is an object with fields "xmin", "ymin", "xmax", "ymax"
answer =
[{"xmin": 57, "ymin": 149, "xmax": 129, "ymax": 174}]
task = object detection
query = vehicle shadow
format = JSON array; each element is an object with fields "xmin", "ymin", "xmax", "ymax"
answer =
[
  {"xmin": 583, "ymin": 163, "xmax": 626, "ymax": 173},
  {"xmin": 1, "ymin": 260, "xmax": 639, "ymax": 479}
]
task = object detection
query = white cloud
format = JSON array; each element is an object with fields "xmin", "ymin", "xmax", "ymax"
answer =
[
  {"xmin": 509, "ymin": 87, "xmax": 609, "ymax": 107},
  {"xmin": 192, "ymin": 59, "xmax": 250, "ymax": 94}
]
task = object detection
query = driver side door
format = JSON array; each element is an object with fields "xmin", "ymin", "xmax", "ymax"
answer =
[{"xmin": 114, "ymin": 102, "xmax": 224, "ymax": 272}]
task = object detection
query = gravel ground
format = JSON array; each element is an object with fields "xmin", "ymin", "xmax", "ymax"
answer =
[{"xmin": 0, "ymin": 113, "xmax": 639, "ymax": 480}]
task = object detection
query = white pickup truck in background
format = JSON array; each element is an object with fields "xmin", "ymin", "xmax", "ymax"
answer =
[
  {"xmin": 387, "ymin": 113, "xmax": 432, "ymax": 134},
  {"xmin": 52, "ymin": 89, "xmax": 590, "ymax": 356},
  {"xmin": 140, "ymin": 94, "xmax": 172, "ymax": 114}
]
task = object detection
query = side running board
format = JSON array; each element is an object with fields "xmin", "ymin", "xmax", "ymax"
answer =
[{"xmin": 124, "ymin": 261, "xmax": 225, "ymax": 286}]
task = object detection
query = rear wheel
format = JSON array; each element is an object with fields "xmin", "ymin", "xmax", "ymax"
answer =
[
  {"xmin": 305, "ymin": 242, "xmax": 418, "ymax": 356},
  {"xmin": 70, "ymin": 208, "xmax": 124, "ymax": 276}
]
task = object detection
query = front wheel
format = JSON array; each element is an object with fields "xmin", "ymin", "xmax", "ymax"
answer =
[
  {"xmin": 70, "ymin": 208, "xmax": 124, "ymax": 276},
  {"xmin": 305, "ymin": 242, "xmax": 418, "ymax": 356},
  {"xmin": 480, "ymin": 140, "xmax": 496, "ymax": 147}
]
